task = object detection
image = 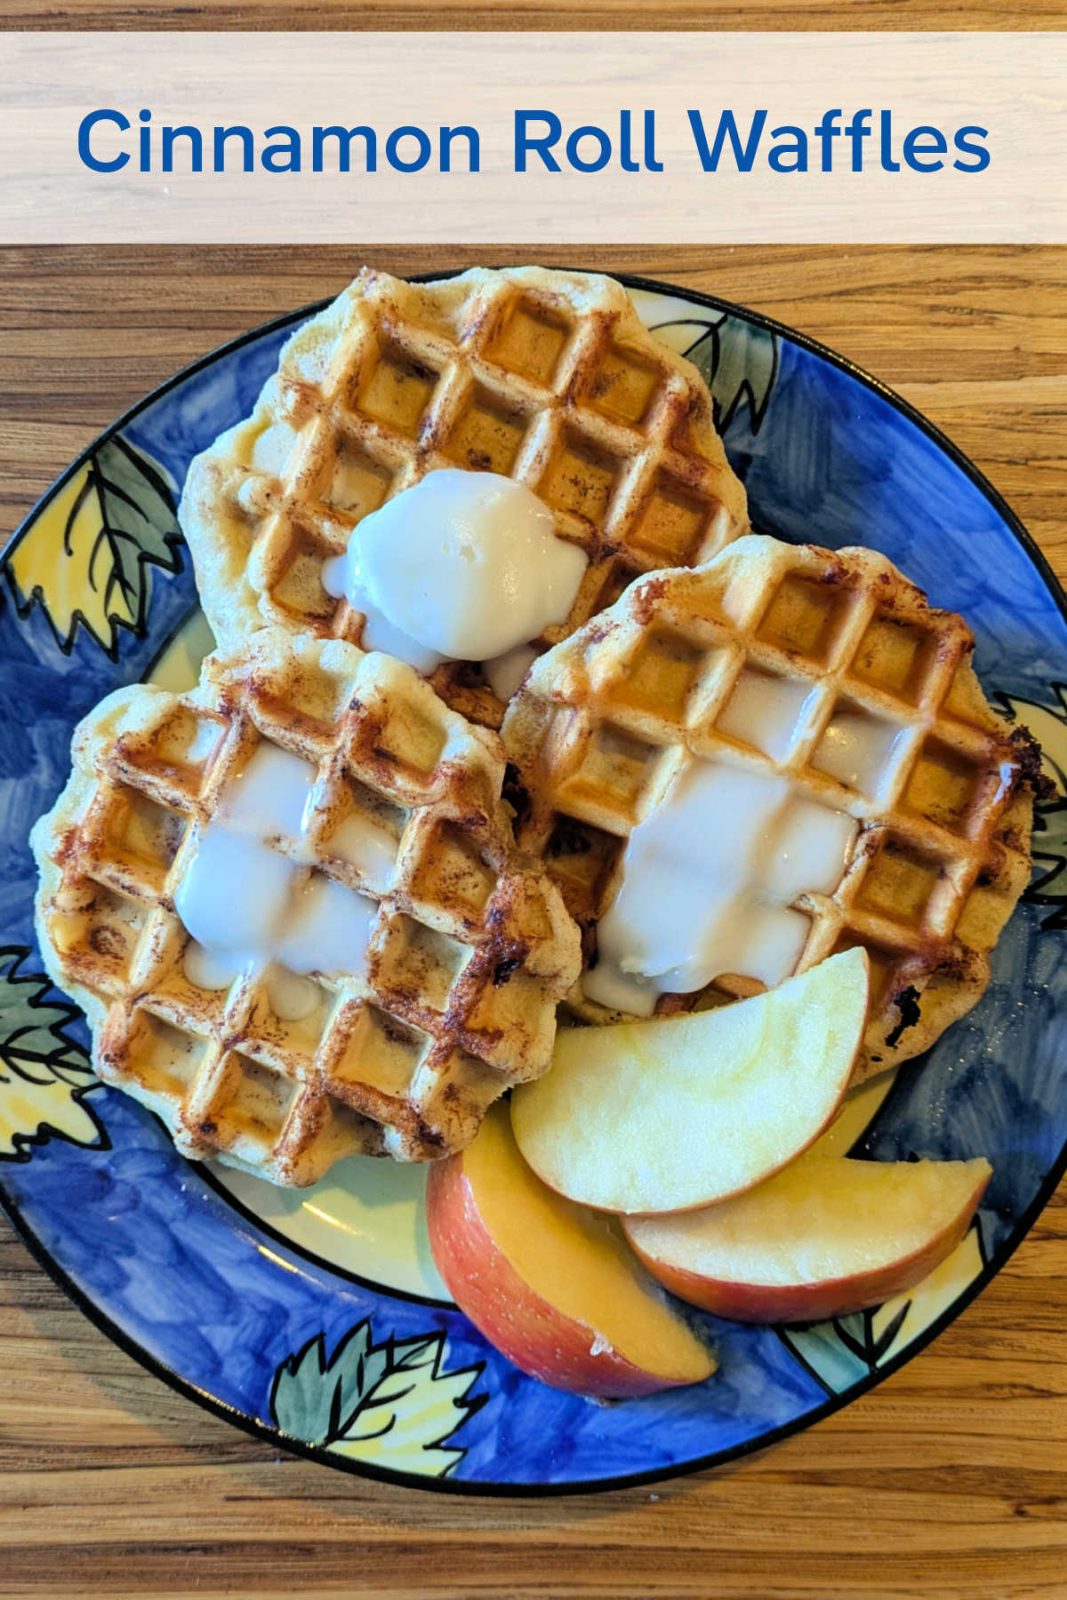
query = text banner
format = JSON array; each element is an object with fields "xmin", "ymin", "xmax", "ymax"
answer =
[{"xmin": 1, "ymin": 31, "xmax": 1065, "ymax": 242}]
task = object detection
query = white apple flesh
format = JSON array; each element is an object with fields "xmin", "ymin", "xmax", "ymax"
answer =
[{"xmin": 511, "ymin": 947, "xmax": 869, "ymax": 1215}]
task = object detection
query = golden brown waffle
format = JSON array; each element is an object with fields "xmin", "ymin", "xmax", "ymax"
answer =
[
  {"xmin": 31, "ymin": 631, "xmax": 581, "ymax": 1185},
  {"xmin": 502, "ymin": 535, "xmax": 1040, "ymax": 1080},
  {"xmin": 180, "ymin": 266, "xmax": 749, "ymax": 728}
]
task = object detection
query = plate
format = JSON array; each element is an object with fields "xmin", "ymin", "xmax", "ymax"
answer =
[{"xmin": 2, "ymin": 273, "xmax": 1066, "ymax": 1496}]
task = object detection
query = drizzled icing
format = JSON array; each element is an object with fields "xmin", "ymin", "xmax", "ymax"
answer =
[
  {"xmin": 584, "ymin": 753, "xmax": 857, "ymax": 1018},
  {"xmin": 175, "ymin": 744, "xmax": 377, "ymax": 1020}
]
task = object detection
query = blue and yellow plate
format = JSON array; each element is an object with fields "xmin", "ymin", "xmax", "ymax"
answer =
[{"xmin": 2, "ymin": 274, "xmax": 1066, "ymax": 1495}]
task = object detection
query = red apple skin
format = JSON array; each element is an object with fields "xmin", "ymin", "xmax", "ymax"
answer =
[
  {"xmin": 625, "ymin": 1170, "xmax": 990, "ymax": 1325},
  {"xmin": 426, "ymin": 1154, "xmax": 702, "ymax": 1399}
]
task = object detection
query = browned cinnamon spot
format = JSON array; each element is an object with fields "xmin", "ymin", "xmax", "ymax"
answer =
[
  {"xmin": 54, "ymin": 827, "xmax": 79, "ymax": 866},
  {"xmin": 632, "ymin": 576, "xmax": 668, "ymax": 626},
  {"xmin": 88, "ymin": 926, "xmax": 125, "ymax": 958}
]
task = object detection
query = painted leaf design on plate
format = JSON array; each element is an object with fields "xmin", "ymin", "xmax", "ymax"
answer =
[
  {"xmin": 681, "ymin": 315, "xmax": 779, "ymax": 435},
  {"xmin": 687, "ymin": 316, "xmax": 780, "ymax": 438},
  {"xmin": 270, "ymin": 1319, "xmax": 485, "ymax": 1478},
  {"xmin": 0, "ymin": 948, "xmax": 104, "ymax": 1161},
  {"xmin": 647, "ymin": 312, "xmax": 779, "ymax": 437},
  {"xmin": 997, "ymin": 687, "xmax": 1067, "ymax": 925},
  {"xmin": 5, "ymin": 434, "xmax": 182, "ymax": 658},
  {"xmin": 779, "ymin": 1225, "xmax": 985, "ymax": 1394}
]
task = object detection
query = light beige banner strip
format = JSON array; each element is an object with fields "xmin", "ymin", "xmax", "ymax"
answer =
[{"xmin": 1, "ymin": 31, "xmax": 1064, "ymax": 242}]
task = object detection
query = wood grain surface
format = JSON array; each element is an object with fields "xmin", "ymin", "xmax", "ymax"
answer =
[
  {"xmin": 3, "ymin": 0, "xmax": 1067, "ymax": 28},
  {"xmin": 1, "ymin": 243, "xmax": 1066, "ymax": 1599}
]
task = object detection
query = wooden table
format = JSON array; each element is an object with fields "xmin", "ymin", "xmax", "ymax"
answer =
[
  {"xmin": 3, "ymin": 1, "xmax": 1067, "ymax": 27},
  {"xmin": 2, "ymin": 243, "xmax": 1066, "ymax": 1598}
]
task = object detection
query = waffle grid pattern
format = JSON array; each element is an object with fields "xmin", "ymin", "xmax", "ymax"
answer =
[
  {"xmin": 180, "ymin": 266, "xmax": 749, "ymax": 727},
  {"xmin": 502, "ymin": 536, "xmax": 1036, "ymax": 1078},
  {"xmin": 32, "ymin": 633, "xmax": 580, "ymax": 1184}
]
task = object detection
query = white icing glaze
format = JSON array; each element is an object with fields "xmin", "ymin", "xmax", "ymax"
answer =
[
  {"xmin": 175, "ymin": 823, "xmax": 295, "ymax": 959},
  {"xmin": 220, "ymin": 742, "xmax": 317, "ymax": 844},
  {"xmin": 182, "ymin": 941, "xmax": 243, "ymax": 993},
  {"xmin": 717, "ymin": 669, "xmax": 819, "ymax": 762},
  {"xmin": 328, "ymin": 808, "xmax": 400, "ymax": 889},
  {"xmin": 583, "ymin": 757, "xmax": 857, "ymax": 1016},
  {"xmin": 484, "ymin": 642, "xmax": 539, "ymax": 702},
  {"xmin": 176, "ymin": 743, "xmax": 378, "ymax": 1006},
  {"xmin": 764, "ymin": 796, "xmax": 858, "ymax": 903},
  {"xmin": 275, "ymin": 874, "xmax": 377, "ymax": 978},
  {"xmin": 814, "ymin": 709, "xmax": 904, "ymax": 796},
  {"xmin": 322, "ymin": 468, "xmax": 586, "ymax": 675}
]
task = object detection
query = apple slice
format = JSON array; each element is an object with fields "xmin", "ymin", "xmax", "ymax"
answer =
[
  {"xmin": 511, "ymin": 947, "xmax": 869, "ymax": 1215},
  {"xmin": 624, "ymin": 1154, "xmax": 992, "ymax": 1323},
  {"xmin": 425, "ymin": 1104, "xmax": 715, "ymax": 1398}
]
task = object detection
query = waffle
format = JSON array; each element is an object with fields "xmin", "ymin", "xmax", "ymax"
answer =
[
  {"xmin": 180, "ymin": 266, "xmax": 749, "ymax": 728},
  {"xmin": 502, "ymin": 535, "xmax": 1040, "ymax": 1080},
  {"xmin": 31, "ymin": 630, "xmax": 581, "ymax": 1185}
]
